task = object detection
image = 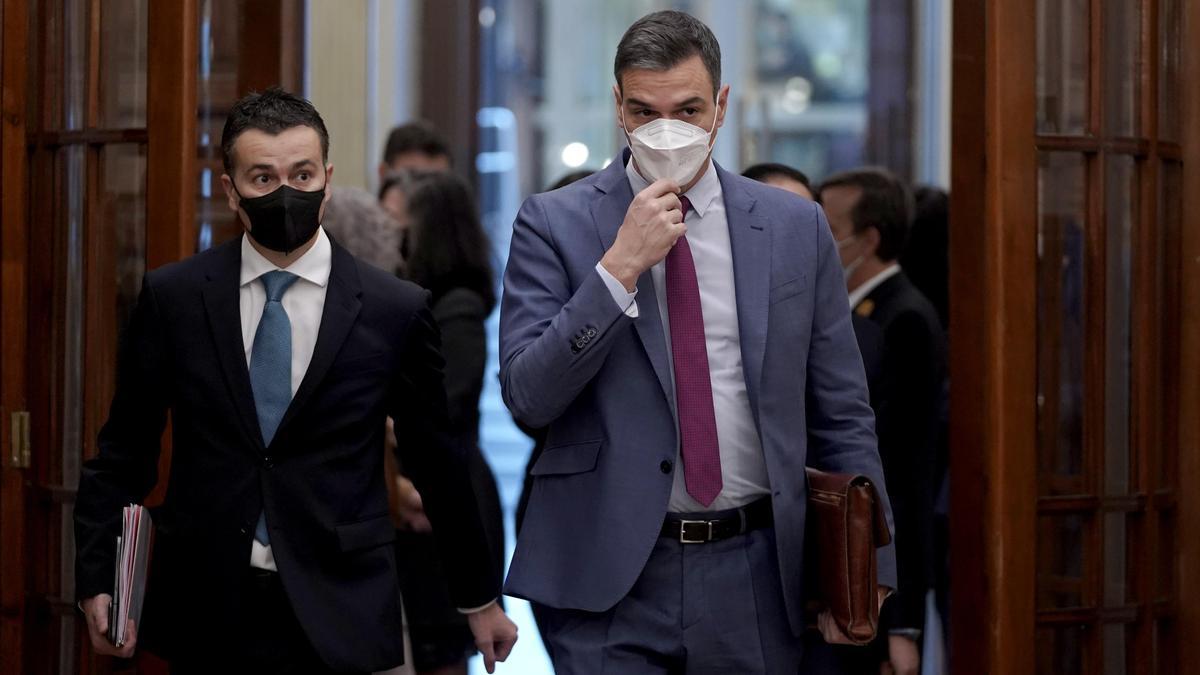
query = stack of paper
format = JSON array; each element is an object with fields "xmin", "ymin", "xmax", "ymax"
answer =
[{"xmin": 109, "ymin": 504, "xmax": 153, "ymax": 647}]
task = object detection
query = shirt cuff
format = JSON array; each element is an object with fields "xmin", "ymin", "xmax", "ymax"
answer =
[
  {"xmin": 457, "ymin": 599, "xmax": 498, "ymax": 615},
  {"xmin": 594, "ymin": 262, "xmax": 638, "ymax": 318},
  {"xmin": 888, "ymin": 628, "xmax": 923, "ymax": 641}
]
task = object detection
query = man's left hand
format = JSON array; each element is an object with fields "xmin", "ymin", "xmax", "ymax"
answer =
[
  {"xmin": 467, "ymin": 603, "xmax": 518, "ymax": 673},
  {"xmin": 817, "ymin": 586, "xmax": 892, "ymax": 645},
  {"xmin": 883, "ymin": 634, "xmax": 921, "ymax": 675}
]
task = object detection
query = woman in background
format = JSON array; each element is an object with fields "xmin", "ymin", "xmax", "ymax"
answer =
[{"xmin": 382, "ymin": 171, "xmax": 506, "ymax": 675}]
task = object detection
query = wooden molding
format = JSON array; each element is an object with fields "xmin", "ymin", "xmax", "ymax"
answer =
[
  {"xmin": 147, "ymin": 0, "xmax": 198, "ymax": 268},
  {"xmin": 1175, "ymin": 0, "xmax": 1200, "ymax": 668},
  {"xmin": 950, "ymin": 0, "xmax": 1039, "ymax": 671},
  {"xmin": 0, "ymin": 0, "xmax": 29, "ymax": 670}
]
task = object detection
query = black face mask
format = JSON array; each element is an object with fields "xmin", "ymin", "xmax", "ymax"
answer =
[{"xmin": 236, "ymin": 184, "xmax": 325, "ymax": 254}]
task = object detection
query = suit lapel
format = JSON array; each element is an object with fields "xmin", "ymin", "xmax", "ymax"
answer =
[
  {"xmin": 202, "ymin": 240, "xmax": 266, "ymax": 451},
  {"xmin": 276, "ymin": 241, "xmax": 363, "ymax": 437},
  {"xmin": 717, "ymin": 165, "xmax": 770, "ymax": 414},
  {"xmin": 592, "ymin": 153, "xmax": 676, "ymax": 413}
]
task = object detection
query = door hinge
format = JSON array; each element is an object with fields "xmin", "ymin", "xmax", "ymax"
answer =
[{"xmin": 9, "ymin": 411, "xmax": 30, "ymax": 469}]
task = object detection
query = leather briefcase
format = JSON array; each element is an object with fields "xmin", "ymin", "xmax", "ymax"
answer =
[{"xmin": 804, "ymin": 467, "xmax": 892, "ymax": 645}]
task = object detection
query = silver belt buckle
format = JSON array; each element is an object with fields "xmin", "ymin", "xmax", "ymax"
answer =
[{"xmin": 678, "ymin": 519, "xmax": 714, "ymax": 544}]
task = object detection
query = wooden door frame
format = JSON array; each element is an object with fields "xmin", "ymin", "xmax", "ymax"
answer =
[
  {"xmin": 951, "ymin": 0, "xmax": 1200, "ymax": 672},
  {"xmin": 948, "ymin": 0, "xmax": 1039, "ymax": 671},
  {"xmin": 0, "ymin": 0, "xmax": 196, "ymax": 671},
  {"xmin": 147, "ymin": 0, "xmax": 198, "ymax": 268},
  {"xmin": 420, "ymin": 0, "xmax": 480, "ymax": 183},
  {"xmin": 1177, "ymin": 0, "xmax": 1200, "ymax": 668},
  {"xmin": 0, "ymin": 0, "xmax": 31, "ymax": 671}
]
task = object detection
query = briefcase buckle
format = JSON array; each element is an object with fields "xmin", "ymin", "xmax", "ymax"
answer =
[{"xmin": 678, "ymin": 519, "xmax": 714, "ymax": 544}]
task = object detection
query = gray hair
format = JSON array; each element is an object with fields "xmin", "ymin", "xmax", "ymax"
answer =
[
  {"xmin": 321, "ymin": 186, "xmax": 405, "ymax": 275},
  {"xmin": 614, "ymin": 10, "xmax": 722, "ymax": 100}
]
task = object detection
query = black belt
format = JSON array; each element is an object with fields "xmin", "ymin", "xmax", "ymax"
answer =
[{"xmin": 660, "ymin": 497, "xmax": 773, "ymax": 543}]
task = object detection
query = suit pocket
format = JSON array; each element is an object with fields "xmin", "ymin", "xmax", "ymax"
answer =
[
  {"xmin": 336, "ymin": 514, "xmax": 396, "ymax": 552},
  {"xmin": 530, "ymin": 440, "xmax": 602, "ymax": 476},
  {"xmin": 769, "ymin": 275, "xmax": 808, "ymax": 305}
]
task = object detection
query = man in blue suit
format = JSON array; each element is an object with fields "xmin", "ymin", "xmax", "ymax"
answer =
[{"xmin": 500, "ymin": 10, "xmax": 897, "ymax": 673}]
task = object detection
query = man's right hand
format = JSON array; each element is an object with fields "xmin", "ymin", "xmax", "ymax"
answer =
[
  {"xmin": 600, "ymin": 179, "xmax": 685, "ymax": 291},
  {"xmin": 81, "ymin": 594, "xmax": 137, "ymax": 658}
]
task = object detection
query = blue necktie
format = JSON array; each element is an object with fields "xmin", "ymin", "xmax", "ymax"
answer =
[{"xmin": 250, "ymin": 270, "xmax": 299, "ymax": 545}]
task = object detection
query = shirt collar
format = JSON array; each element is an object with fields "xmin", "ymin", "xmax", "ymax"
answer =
[
  {"xmin": 848, "ymin": 263, "xmax": 901, "ymax": 309},
  {"xmin": 240, "ymin": 227, "xmax": 332, "ymax": 289},
  {"xmin": 624, "ymin": 156, "xmax": 723, "ymax": 219}
]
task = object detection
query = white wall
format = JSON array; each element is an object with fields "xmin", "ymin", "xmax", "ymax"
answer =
[{"xmin": 305, "ymin": 0, "xmax": 420, "ymax": 192}]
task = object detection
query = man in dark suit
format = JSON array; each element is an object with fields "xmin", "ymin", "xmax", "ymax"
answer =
[
  {"xmin": 500, "ymin": 11, "xmax": 896, "ymax": 673},
  {"xmin": 73, "ymin": 88, "xmax": 517, "ymax": 674},
  {"xmin": 817, "ymin": 168, "xmax": 946, "ymax": 675}
]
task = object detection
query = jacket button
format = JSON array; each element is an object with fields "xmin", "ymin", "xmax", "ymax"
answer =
[
  {"xmin": 586, "ymin": 328, "xmax": 597, "ymax": 338},
  {"xmin": 263, "ymin": 456, "xmax": 274, "ymax": 469},
  {"xmin": 660, "ymin": 460, "xmax": 673, "ymax": 474}
]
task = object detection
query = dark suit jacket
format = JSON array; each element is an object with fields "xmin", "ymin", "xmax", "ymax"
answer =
[
  {"xmin": 851, "ymin": 314, "xmax": 884, "ymax": 390},
  {"xmin": 855, "ymin": 271, "xmax": 946, "ymax": 632},
  {"xmin": 73, "ymin": 237, "xmax": 497, "ymax": 672}
]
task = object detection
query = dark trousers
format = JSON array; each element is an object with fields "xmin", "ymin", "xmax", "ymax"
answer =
[
  {"xmin": 169, "ymin": 569, "xmax": 353, "ymax": 674},
  {"xmin": 533, "ymin": 525, "xmax": 816, "ymax": 674}
]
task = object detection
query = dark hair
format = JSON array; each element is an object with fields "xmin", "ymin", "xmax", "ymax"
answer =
[
  {"xmin": 403, "ymin": 172, "xmax": 495, "ymax": 311},
  {"xmin": 377, "ymin": 168, "xmax": 431, "ymax": 202},
  {"xmin": 742, "ymin": 163, "xmax": 811, "ymax": 191},
  {"xmin": 221, "ymin": 87, "xmax": 329, "ymax": 173},
  {"xmin": 614, "ymin": 10, "xmax": 722, "ymax": 100},
  {"xmin": 382, "ymin": 121, "xmax": 452, "ymax": 167},
  {"xmin": 900, "ymin": 186, "xmax": 950, "ymax": 329},
  {"xmin": 817, "ymin": 167, "xmax": 914, "ymax": 262},
  {"xmin": 546, "ymin": 170, "xmax": 594, "ymax": 192}
]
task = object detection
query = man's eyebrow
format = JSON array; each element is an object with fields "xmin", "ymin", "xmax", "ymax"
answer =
[
  {"xmin": 244, "ymin": 163, "xmax": 274, "ymax": 174},
  {"xmin": 291, "ymin": 159, "xmax": 317, "ymax": 170},
  {"xmin": 624, "ymin": 96, "xmax": 706, "ymax": 109}
]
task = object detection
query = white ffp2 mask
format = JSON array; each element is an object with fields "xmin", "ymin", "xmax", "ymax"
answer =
[{"xmin": 623, "ymin": 113, "xmax": 718, "ymax": 186}]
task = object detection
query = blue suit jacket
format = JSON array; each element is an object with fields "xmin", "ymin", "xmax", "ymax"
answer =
[{"xmin": 499, "ymin": 155, "xmax": 898, "ymax": 635}]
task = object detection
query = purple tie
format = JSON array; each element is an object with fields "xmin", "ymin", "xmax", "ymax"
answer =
[{"xmin": 666, "ymin": 196, "xmax": 722, "ymax": 507}]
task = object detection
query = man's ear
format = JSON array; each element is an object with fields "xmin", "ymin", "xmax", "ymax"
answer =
[
  {"xmin": 862, "ymin": 226, "xmax": 883, "ymax": 259},
  {"xmin": 613, "ymin": 84, "xmax": 625, "ymax": 131},
  {"xmin": 318, "ymin": 163, "xmax": 335, "ymax": 222},
  {"xmin": 715, "ymin": 84, "xmax": 731, "ymax": 129},
  {"xmin": 378, "ymin": 161, "xmax": 389, "ymax": 182},
  {"xmin": 220, "ymin": 174, "xmax": 240, "ymax": 213}
]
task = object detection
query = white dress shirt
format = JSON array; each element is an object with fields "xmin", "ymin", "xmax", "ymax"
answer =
[
  {"xmin": 596, "ymin": 160, "xmax": 770, "ymax": 512},
  {"xmin": 847, "ymin": 263, "xmax": 902, "ymax": 309},
  {"xmin": 240, "ymin": 228, "xmax": 332, "ymax": 570}
]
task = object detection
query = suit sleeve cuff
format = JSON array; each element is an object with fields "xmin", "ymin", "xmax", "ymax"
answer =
[
  {"xmin": 457, "ymin": 598, "xmax": 498, "ymax": 615},
  {"xmin": 594, "ymin": 263, "xmax": 639, "ymax": 318}
]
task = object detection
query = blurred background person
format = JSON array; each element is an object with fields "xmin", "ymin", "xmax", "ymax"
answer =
[
  {"xmin": 817, "ymin": 168, "xmax": 945, "ymax": 675},
  {"xmin": 742, "ymin": 162, "xmax": 816, "ymax": 201},
  {"xmin": 900, "ymin": 187, "xmax": 949, "ymax": 333},
  {"xmin": 383, "ymin": 171, "xmax": 507, "ymax": 675},
  {"xmin": 379, "ymin": 169, "xmax": 423, "ymax": 232},
  {"xmin": 899, "ymin": 185, "xmax": 952, "ymax": 641},
  {"xmin": 380, "ymin": 121, "xmax": 454, "ymax": 179},
  {"xmin": 319, "ymin": 185, "xmax": 406, "ymax": 276}
]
